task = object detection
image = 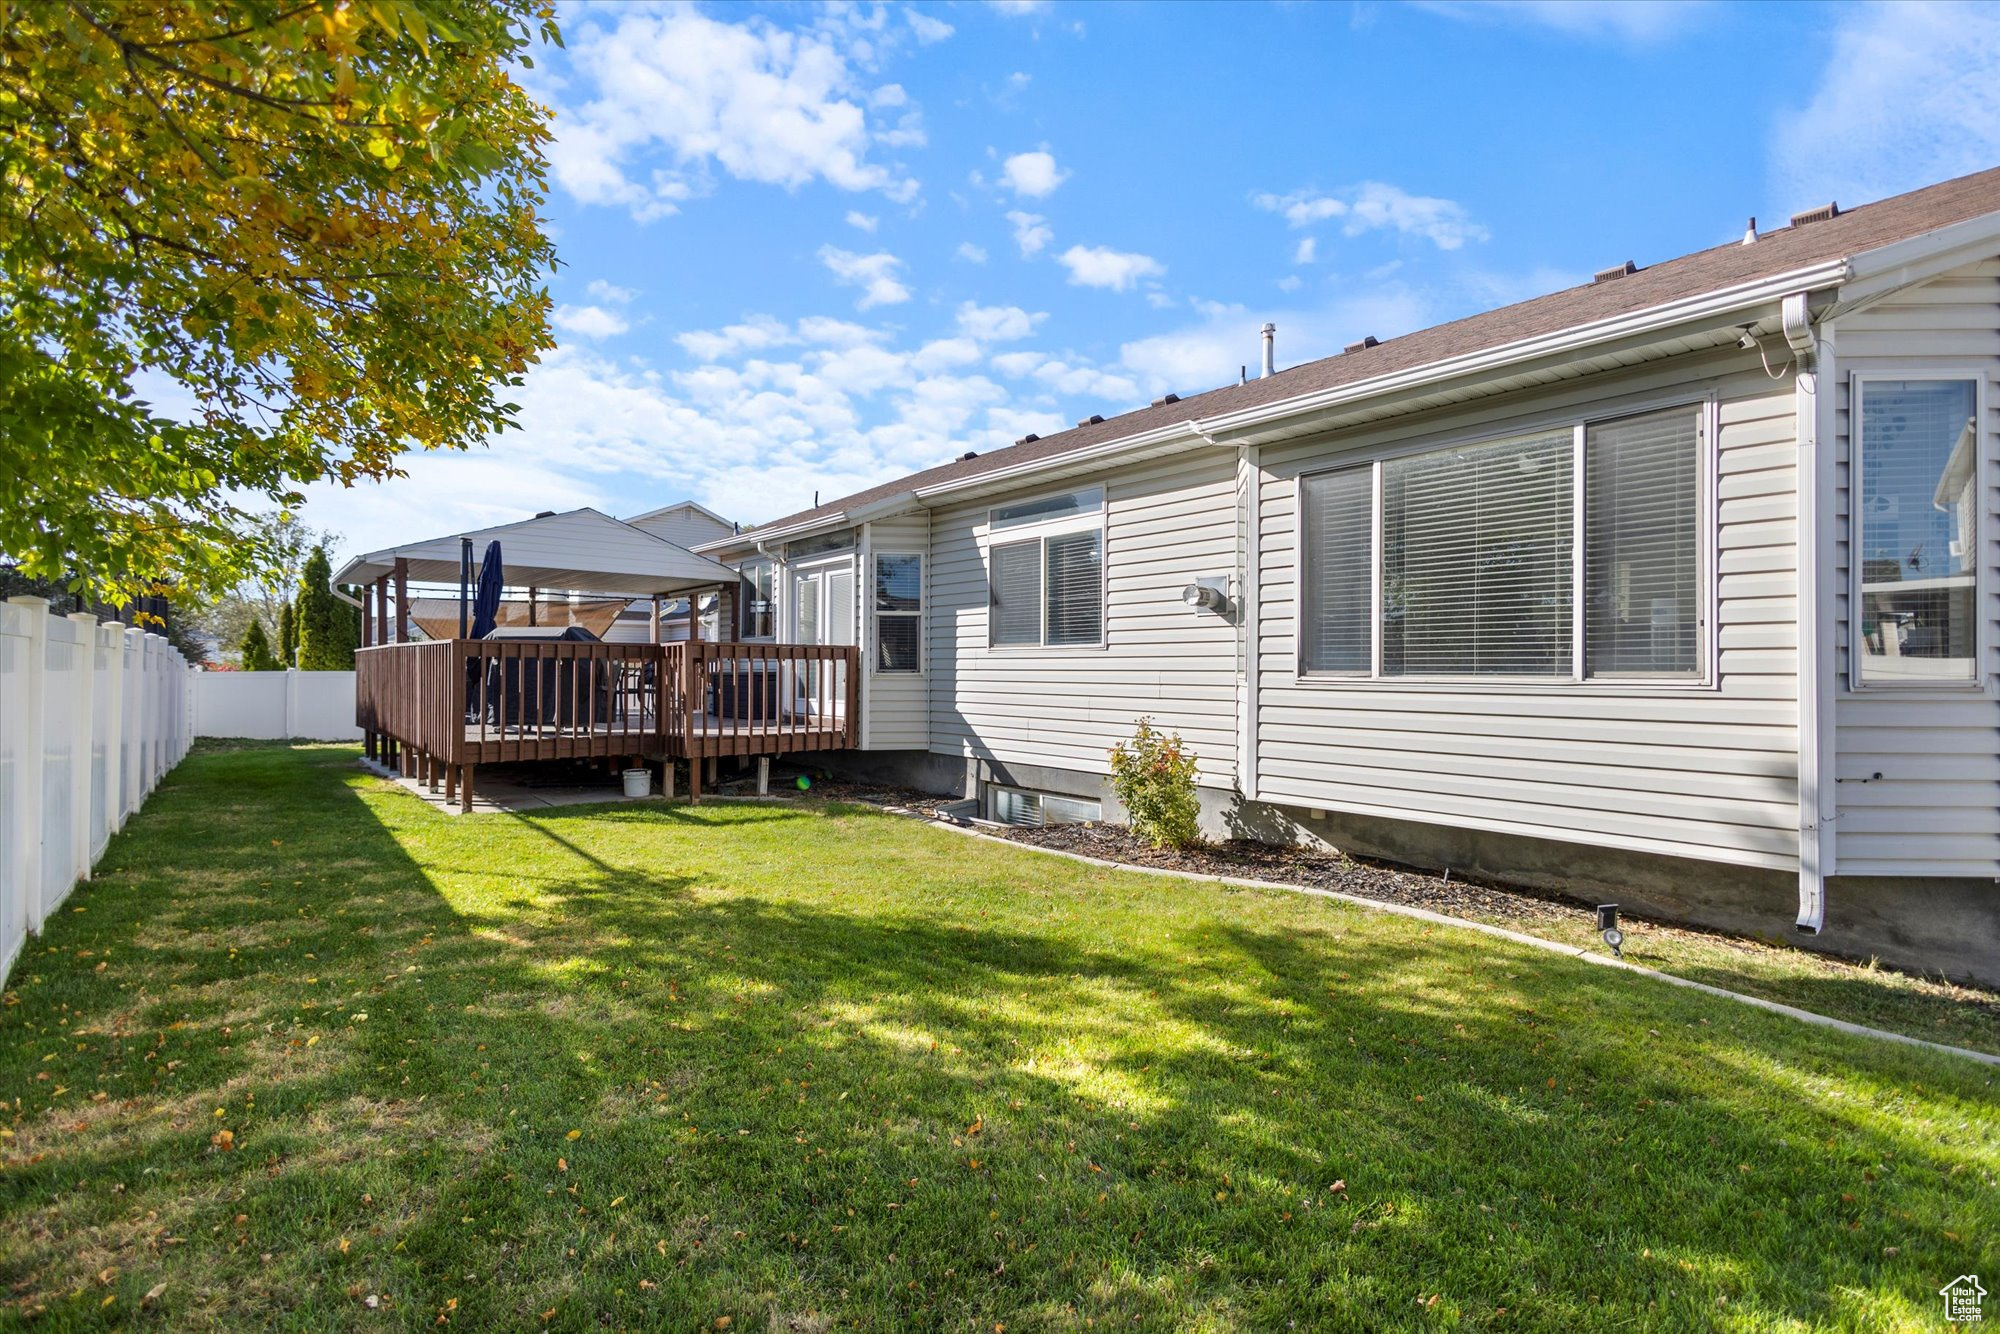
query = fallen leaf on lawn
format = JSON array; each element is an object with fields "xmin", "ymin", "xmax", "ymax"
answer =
[
  {"xmin": 966, "ymin": 1116, "xmax": 984, "ymax": 1136},
  {"xmin": 566, "ymin": 1129, "xmax": 581, "ymax": 1141},
  {"xmin": 338, "ymin": 1237, "xmax": 351, "ymax": 1254},
  {"xmin": 142, "ymin": 1283, "xmax": 166, "ymax": 1307},
  {"xmin": 557, "ymin": 1159, "xmax": 567, "ymax": 1173},
  {"xmin": 211, "ymin": 1129, "xmax": 235, "ymax": 1151},
  {"xmin": 1328, "ymin": 1180, "xmax": 1347, "ymax": 1194},
  {"xmin": 610, "ymin": 1196, "xmax": 625, "ymax": 1208}
]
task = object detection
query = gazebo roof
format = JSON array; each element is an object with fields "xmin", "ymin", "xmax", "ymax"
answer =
[{"xmin": 333, "ymin": 508, "xmax": 740, "ymax": 598}]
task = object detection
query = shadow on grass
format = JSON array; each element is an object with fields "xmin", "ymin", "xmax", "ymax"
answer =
[{"xmin": 0, "ymin": 744, "xmax": 1993, "ymax": 1331}]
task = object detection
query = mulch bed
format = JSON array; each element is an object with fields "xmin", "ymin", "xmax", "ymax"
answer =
[{"xmin": 995, "ymin": 821, "xmax": 1596, "ymax": 932}]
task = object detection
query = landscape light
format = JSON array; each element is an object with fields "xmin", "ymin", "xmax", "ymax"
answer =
[{"xmin": 1596, "ymin": 904, "xmax": 1624, "ymax": 958}]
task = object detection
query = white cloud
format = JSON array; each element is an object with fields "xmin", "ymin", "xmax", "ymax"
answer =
[
  {"xmin": 552, "ymin": 304, "xmax": 632, "ymax": 339},
  {"xmin": 546, "ymin": 8, "xmax": 922, "ymax": 221},
  {"xmin": 1292, "ymin": 237, "xmax": 1317, "ymax": 265},
  {"xmin": 1277, "ymin": 275, "xmax": 1303, "ymax": 292},
  {"xmin": 676, "ymin": 314, "xmax": 794, "ymax": 361},
  {"xmin": 818, "ymin": 246, "xmax": 913, "ymax": 309},
  {"xmin": 906, "ymin": 9, "xmax": 954, "ymax": 43},
  {"xmin": 1413, "ymin": 0, "xmax": 1707, "ymax": 42},
  {"xmin": 990, "ymin": 0, "xmax": 1052, "ymax": 14},
  {"xmin": 955, "ymin": 241, "xmax": 989, "ymax": 264},
  {"xmin": 1006, "ymin": 209, "xmax": 1054, "ymax": 257},
  {"xmin": 796, "ymin": 316, "xmax": 888, "ymax": 348},
  {"xmin": 586, "ymin": 279, "xmax": 637, "ymax": 304},
  {"xmin": 955, "ymin": 302, "xmax": 1045, "ymax": 342},
  {"xmin": 1001, "ymin": 149, "xmax": 1070, "ymax": 198},
  {"xmin": 911, "ymin": 337, "xmax": 984, "ymax": 373},
  {"xmin": 1771, "ymin": 1, "xmax": 2000, "ymax": 212},
  {"xmin": 846, "ymin": 210, "xmax": 880, "ymax": 232},
  {"xmin": 1057, "ymin": 244, "xmax": 1165, "ymax": 292},
  {"xmin": 1254, "ymin": 183, "xmax": 1489, "ymax": 250}
]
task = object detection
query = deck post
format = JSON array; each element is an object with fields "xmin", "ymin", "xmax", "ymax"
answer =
[
  {"xmin": 757, "ymin": 755, "xmax": 769, "ymax": 796},
  {"xmin": 445, "ymin": 762, "xmax": 457, "ymax": 805},
  {"xmin": 460, "ymin": 763, "xmax": 474, "ymax": 815},
  {"xmin": 688, "ymin": 753, "xmax": 701, "ymax": 805},
  {"xmin": 662, "ymin": 759, "xmax": 675, "ymax": 800}
]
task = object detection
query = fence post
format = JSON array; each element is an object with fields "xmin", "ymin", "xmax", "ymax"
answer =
[
  {"xmin": 100, "ymin": 625, "xmax": 125, "ymax": 835},
  {"xmin": 122, "ymin": 628, "xmax": 144, "ymax": 820},
  {"xmin": 8, "ymin": 598, "xmax": 47, "ymax": 934},
  {"xmin": 66, "ymin": 614, "xmax": 96, "ymax": 882},
  {"xmin": 285, "ymin": 666, "xmax": 300, "ymax": 741}
]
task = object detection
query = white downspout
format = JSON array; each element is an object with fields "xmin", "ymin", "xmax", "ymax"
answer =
[{"xmin": 1785, "ymin": 292, "xmax": 1834, "ymax": 932}]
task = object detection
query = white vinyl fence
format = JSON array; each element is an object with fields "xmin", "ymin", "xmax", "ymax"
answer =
[
  {"xmin": 194, "ymin": 670, "xmax": 360, "ymax": 741},
  {"xmin": 1, "ymin": 598, "xmax": 197, "ymax": 984}
]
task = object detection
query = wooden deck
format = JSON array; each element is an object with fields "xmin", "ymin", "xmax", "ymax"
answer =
[{"xmin": 356, "ymin": 639, "xmax": 858, "ymax": 809}]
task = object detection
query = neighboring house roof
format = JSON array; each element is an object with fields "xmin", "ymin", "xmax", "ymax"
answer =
[
  {"xmin": 333, "ymin": 507, "xmax": 741, "ymax": 598},
  {"xmin": 624, "ymin": 500, "xmax": 735, "ymax": 530},
  {"xmin": 720, "ymin": 164, "xmax": 2000, "ymax": 548}
]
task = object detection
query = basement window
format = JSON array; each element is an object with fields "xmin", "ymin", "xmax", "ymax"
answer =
[{"xmin": 990, "ymin": 787, "xmax": 1101, "ymax": 827}]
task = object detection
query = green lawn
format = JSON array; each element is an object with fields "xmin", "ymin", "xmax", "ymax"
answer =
[{"xmin": 2, "ymin": 744, "xmax": 1995, "ymax": 1331}]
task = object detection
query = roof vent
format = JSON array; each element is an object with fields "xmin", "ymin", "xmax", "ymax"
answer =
[
  {"xmin": 1078, "ymin": 414, "xmax": 1105, "ymax": 427},
  {"xmin": 1593, "ymin": 261, "xmax": 1638, "ymax": 283},
  {"xmin": 1343, "ymin": 335, "xmax": 1380, "ymax": 354},
  {"xmin": 1789, "ymin": 201, "xmax": 1840, "ymax": 227},
  {"xmin": 534, "ymin": 509, "xmax": 557, "ymax": 518},
  {"xmin": 1150, "ymin": 392, "xmax": 1181, "ymax": 407},
  {"xmin": 1741, "ymin": 216, "xmax": 1757, "ymax": 246},
  {"xmin": 959, "ymin": 451, "xmax": 979, "ymax": 462},
  {"xmin": 1016, "ymin": 433, "xmax": 1040, "ymax": 445}
]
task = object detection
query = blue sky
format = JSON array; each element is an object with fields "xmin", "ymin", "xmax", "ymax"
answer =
[{"xmin": 297, "ymin": 0, "xmax": 2000, "ymax": 560}]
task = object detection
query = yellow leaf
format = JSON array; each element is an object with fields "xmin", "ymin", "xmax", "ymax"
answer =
[{"xmin": 566, "ymin": 1129, "xmax": 581, "ymax": 1140}]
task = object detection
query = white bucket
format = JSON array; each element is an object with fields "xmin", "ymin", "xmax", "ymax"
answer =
[{"xmin": 621, "ymin": 767, "xmax": 653, "ymax": 799}]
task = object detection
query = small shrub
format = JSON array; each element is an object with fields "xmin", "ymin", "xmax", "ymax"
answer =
[{"xmin": 1108, "ymin": 718, "xmax": 1202, "ymax": 850}]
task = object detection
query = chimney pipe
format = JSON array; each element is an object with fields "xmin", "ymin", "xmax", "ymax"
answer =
[{"xmin": 1260, "ymin": 322, "xmax": 1276, "ymax": 379}]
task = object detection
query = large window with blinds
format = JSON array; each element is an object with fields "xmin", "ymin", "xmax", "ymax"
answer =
[
  {"xmin": 1300, "ymin": 404, "xmax": 1707, "ymax": 681},
  {"xmin": 1854, "ymin": 377, "xmax": 1980, "ymax": 686},
  {"xmin": 988, "ymin": 487, "xmax": 1105, "ymax": 648}
]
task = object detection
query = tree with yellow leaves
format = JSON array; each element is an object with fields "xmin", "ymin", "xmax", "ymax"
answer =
[{"xmin": 0, "ymin": 0, "xmax": 560, "ymax": 603}]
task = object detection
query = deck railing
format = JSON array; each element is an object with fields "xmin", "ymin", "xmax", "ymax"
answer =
[{"xmin": 355, "ymin": 639, "xmax": 858, "ymax": 808}]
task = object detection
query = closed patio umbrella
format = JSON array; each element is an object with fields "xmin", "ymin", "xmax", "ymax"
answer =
[
  {"xmin": 467, "ymin": 541, "xmax": 505, "ymax": 720},
  {"xmin": 471, "ymin": 541, "xmax": 504, "ymax": 639}
]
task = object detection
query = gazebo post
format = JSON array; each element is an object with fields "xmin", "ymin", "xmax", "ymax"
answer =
[
  {"xmin": 393, "ymin": 559, "xmax": 410, "ymax": 777},
  {"xmin": 375, "ymin": 574, "xmax": 394, "ymax": 769},
  {"xmin": 650, "ymin": 596, "xmax": 661, "ymax": 643},
  {"xmin": 527, "ymin": 587, "xmax": 537, "ymax": 628},
  {"xmin": 361, "ymin": 583, "xmax": 377, "ymax": 762}
]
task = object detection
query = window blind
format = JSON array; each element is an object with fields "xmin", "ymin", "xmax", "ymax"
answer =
[
  {"xmin": 1585, "ymin": 408, "xmax": 1700, "ymax": 676},
  {"xmin": 1383, "ymin": 430, "xmax": 1574, "ymax": 676},
  {"xmin": 1301, "ymin": 466, "xmax": 1373, "ymax": 672},
  {"xmin": 1858, "ymin": 379, "xmax": 1979, "ymax": 683},
  {"xmin": 1045, "ymin": 531, "xmax": 1103, "ymax": 646},
  {"xmin": 875, "ymin": 554, "xmax": 922, "ymax": 672},
  {"xmin": 990, "ymin": 540, "xmax": 1042, "ymax": 646}
]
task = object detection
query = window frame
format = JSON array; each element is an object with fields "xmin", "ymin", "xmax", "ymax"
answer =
[
  {"xmin": 983, "ymin": 485, "xmax": 1108, "ymax": 651},
  {"xmin": 736, "ymin": 559, "xmax": 776, "ymax": 642},
  {"xmin": 871, "ymin": 550, "xmax": 925, "ymax": 675},
  {"xmin": 1847, "ymin": 371, "xmax": 1990, "ymax": 695},
  {"xmin": 1292, "ymin": 392, "xmax": 1718, "ymax": 691}
]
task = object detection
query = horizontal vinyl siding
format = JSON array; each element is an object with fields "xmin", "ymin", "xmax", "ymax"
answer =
[
  {"xmin": 928, "ymin": 451, "xmax": 1239, "ymax": 786},
  {"xmin": 1831, "ymin": 257, "xmax": 2000, "ymax": 877},
  {"xmin": 865, "ymin": 513, "xmax": 930, "ymax": 751},
  {"xmin": 1255, "ymin": 355, "xmax": 1803, "ymax": 870}
]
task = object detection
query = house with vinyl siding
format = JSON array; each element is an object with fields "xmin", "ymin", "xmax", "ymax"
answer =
[{"xmin": 692, "ymin": 165, "xmax": 2000, "ymax": 984}]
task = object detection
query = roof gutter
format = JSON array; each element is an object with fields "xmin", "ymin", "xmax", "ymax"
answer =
[{"xmin": 699, "ymin": 491, "xmax": 922, "ymax": 556}]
